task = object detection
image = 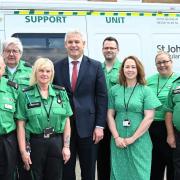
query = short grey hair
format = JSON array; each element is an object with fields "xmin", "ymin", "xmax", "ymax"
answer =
[
  {"xmin": 2, "ymin": 37, "xmax": 23, "ymax": 54},
  {"xmin": 64, "ymin": 30, "xmax": 86, "ymax": 42}
]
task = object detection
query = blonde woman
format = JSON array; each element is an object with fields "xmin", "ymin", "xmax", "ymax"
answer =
[{"xmin": 15, "ymin": 58, "xmax": 72, "ymax": 180}]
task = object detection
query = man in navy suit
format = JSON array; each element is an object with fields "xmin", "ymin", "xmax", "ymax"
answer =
[{"xmin": 53, "ymin": 30, "xmax": 108, "ymax": 180}]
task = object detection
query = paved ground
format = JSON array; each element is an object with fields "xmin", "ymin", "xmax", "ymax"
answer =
[{"xmin": 76, "ymin": 159, "xmax": 166, "ymax": 180}]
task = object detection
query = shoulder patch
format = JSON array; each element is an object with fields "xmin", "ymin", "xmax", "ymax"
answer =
[
  {"xmin": 7, "ymin": 80, "xmax": 19, "ymax": 90},
  {"xmin": 173, "ymin": 76, "xmax": 180, "ymax": 83},
  {"xmin": 23, "ymin": 86, "xmax": 34, "ymax": 92},
  {"xmin": 24, "ymin": 62, "xmax": 32, "ymax": 68},
  {"xmin": 52, "ymin": 84, "xmax": 65, "ymax": 90}
]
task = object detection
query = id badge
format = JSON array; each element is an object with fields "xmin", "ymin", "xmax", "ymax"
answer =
[
  {"xmin": 44, "ymin": 127, "xmax": 54, "ymax": 138},
  {"xmin": 123, "ymin": 119, "xmax": 131, "ymax": 127}
]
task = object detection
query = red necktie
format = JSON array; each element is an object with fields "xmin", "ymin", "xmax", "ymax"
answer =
[{"xmin": 71, "ymin": 61, "xmax": 78, "ymax": 92}]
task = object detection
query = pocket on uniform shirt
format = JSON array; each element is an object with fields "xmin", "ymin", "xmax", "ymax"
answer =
[
  {"xmin": 52, "ymin": 107, "xmax": 66, "ymax": 115},
  {"xmin": 26, "ymin": 108, "xmax": 41, "ymax": 117}
]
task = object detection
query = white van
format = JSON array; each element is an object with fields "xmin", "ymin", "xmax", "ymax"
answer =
[{"xmin": 0, "ymin": 0, "xmax": 180, "ymax": 76}]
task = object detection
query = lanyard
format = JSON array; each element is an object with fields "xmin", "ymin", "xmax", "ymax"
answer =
[
  {"xmin": 123, "ymin": 82, "xmax": 137, "ymax": 114},
  {"xmin": 157, "ymin": 73, "xmax": 173, "ymax": 97},
  {"xmin": 36, "ymin": 85, "xmax": 54, "ymax": 122}
]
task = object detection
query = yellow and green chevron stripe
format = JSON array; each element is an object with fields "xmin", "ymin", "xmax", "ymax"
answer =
[{"xmin": 14, "ymin": 10, "xmax": 180, "ymax": 17}]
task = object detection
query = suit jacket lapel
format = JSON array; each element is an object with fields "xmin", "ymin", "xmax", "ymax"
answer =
[
  {"xmin": 62, "ymin": 59, "xmax": 72, "ymax": 92},
  {"xmin": 75, "ymin": 56, "xmax": 89, "ymax": 91}
]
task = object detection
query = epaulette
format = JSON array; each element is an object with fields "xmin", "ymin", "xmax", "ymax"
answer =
[
  {"xmin": 173, "ymin": 76, "xmax": 180, "ymax": 83},
  {"xmin": 23, "ymin": 86, "xmax": 34, "ymax": 92},
  {"xmin": 24, "ymin": 62, "xmax": 32, "ymax": 68},
  {"xmin": 3, "ymin": 74, "xmax": 8, "ymax": 79},
  {"xmin": 7, "ymin": 80, "xmax": 19, "ymax": 90},
  {"xmin": 52, "ymin": 84, "xmax": 65, "ymax": 90}
]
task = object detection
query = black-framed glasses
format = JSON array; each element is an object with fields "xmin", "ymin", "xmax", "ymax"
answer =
[
  {"xmin": 103, "ymin": 47, "xmax": 117, "ymax": 50},
  {"xmin": 156, "ymin": 60, "xmax": 171, "ymax": 66}
]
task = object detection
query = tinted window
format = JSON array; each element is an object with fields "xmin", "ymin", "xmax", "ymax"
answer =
[{"xmin": 13, "ymin": 33, "xmax": 66, "ymax": 64}]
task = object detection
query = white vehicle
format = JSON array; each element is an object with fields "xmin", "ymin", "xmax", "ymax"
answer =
[{"xmin": 0, "ymin": 0, "xmax": 180, "ymax": 76}]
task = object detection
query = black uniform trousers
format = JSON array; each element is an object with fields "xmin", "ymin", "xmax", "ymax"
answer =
[
  {"xmin": 149, "ymin": 121, "xmax": 174, "ymax": 180},
  {"xmin": 30, "ymin": 134, "xmax": 63, "ymax": 180},
  {"xmin": 0, "ymin": 131, "xmax": 18, "ymax": 180},
  {"xmin": 174, "ymin": 129, "xmax": 180, "ymax": 180},
  {"xmin": 97, "ymin": 127, "xmax": 111, "ymax": 180},
  {"xmin": 63, "ymin": 127, "xmax": 97, "ymax": 180}
]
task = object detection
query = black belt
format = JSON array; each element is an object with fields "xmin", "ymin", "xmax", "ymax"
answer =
[
  {"xmin": 0, "ymin": 130, "xmax": 16, "ymax": 138},
  {"xmin": 30, "ymin": 133, "xmax": 62, "ymax": 139}
]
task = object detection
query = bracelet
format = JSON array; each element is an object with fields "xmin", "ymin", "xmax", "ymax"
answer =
[{"xmin": 114, "ymin": 136, "xmax": 119, "ymax": 140}]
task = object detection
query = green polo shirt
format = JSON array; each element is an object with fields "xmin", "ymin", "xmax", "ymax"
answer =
[
  {"xmin": 0, "ymin": 77, "xmax": 18, "ymax": 135},
  {"xmin": 3, "ymin": 60, "xmax": 32, "ymax": 90},
  {"xmin": 164, "ymin": 77, "xmax": 180, "ymax": 131},
  {"xmin": 147, "ymin": 73, "xmax": 179, "ymax": 121},
  {"xmin": 102, "ymin": 59, "xmax": 121, "ymax": 90},
  {"xmin": 15, "ymin": 84, "xmax": 73, "ymax": 134}
]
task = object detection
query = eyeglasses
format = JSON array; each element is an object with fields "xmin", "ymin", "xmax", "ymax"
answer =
[
  {"xmin": 103, "ymin": 47, "xmax": 117, "ymax": 50},
  {"xmin": 4, "ymin": 49, "xmax": 20, "ymax": 55},
  {"xmin": 156, "ymin": 60, "xmax": 171, "ymax": 66}
]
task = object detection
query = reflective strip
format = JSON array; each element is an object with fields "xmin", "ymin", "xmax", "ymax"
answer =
[{"xmin": 14, "ymin": 11, "xmax": 180, "ymax": 17}]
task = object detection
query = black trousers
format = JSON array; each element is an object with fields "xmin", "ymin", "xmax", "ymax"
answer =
[
  {"xmin": 149, "ymin": 121, "xmax": 174, "ymax": 180},
  {"xmin": 30, "ymin": 134, "xmax": 63, "ymax": 180},
  {"xmin": 97, "ymin": 127, "xmax": 111, "ymax": 180},
  {"xmin": 0, "ymin": 131, "xmax": 18, "ymax": 180},
  {"xmin": 63, "ymin": 128, "xmax": 97, "ymax": 180},
  {"xmin": 174, "ymin": 130, "xmax": 180, "ymax": 180}
]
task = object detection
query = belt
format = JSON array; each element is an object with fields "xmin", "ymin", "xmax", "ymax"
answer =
[
  {"xmin": 0, "ymin": 130, "xmax": 16, "ymax": 138},
  {"xmin": 30, "ymin": 133, "xmax": 62, "ymax": 139}
]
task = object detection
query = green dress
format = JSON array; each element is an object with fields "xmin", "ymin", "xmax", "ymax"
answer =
[{"xmin": 108, "ymin": 84, "xmax": 161, "ymax": 180}]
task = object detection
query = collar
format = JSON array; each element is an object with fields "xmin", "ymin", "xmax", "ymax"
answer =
[
  {"xmin": 5, "ymin": 60, "xmax": 24, "ymax": 74},
  {"xmin": 68, "ymin": 55, "xmax": 83, "ymax": 64},
  {"xmin": 102, "ymin": 59, "xmax": 120, "ymax": 70},
  {"xmin": 34, "ymin": 84, "xmax": 56, "ymax": 98}
]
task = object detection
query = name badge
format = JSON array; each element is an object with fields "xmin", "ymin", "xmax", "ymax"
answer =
[
  {"xmin": 27, "ymin": 102, "xmax": 41, "ymax": 109},
  {"xmin": 4, "ymin": 104, "xmax": 13, "ymax": 110},
  {"xmin": 123, "ymin": 119, "xmax": 131, "ymax": 127}
]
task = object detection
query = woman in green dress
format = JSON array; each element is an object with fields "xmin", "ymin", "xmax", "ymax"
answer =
[{"xmin": 107, "ymin": 55, "xmax": 161, "ymax": 180}]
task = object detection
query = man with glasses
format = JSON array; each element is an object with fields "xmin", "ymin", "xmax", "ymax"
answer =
[
  {"xmin": 2, "ymin": 37, "xmax": 32, "ymax": 90},
  {"xmin": 97, "ymin": 36, "xmax": 121, "ymax": 180},
  {"xmin": 147, "ymin": 51, "xmax": 179, "ymax": 180}
]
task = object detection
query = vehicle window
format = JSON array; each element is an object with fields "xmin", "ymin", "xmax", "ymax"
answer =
[{"xmin": 12, "ymin": 33, "xmax": 66, "ymax": 64}]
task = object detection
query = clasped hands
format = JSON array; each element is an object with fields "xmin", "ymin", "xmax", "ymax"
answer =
[{"xmin": 115, "ymin": 136, "xmax": 135, "ymax": 148}]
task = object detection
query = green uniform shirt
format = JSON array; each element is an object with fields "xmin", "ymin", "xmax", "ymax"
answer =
[
  {"xmin": 147, "ymin": 73, "xmax": 179, "ymax": 121},
  {"xmin": 164, "ymin": 76, "xmax": 180, "ymax": 131},
  {"xmin": 102, "ymin": 59, "xmax": 121, "ymax": 90},
  {"xmin": 0, "ymin": 77, "xmax": 18, "ymax": 135},
  {"xmin": 15, "ymin": 84, "xmax": 73, "ymax": 134},
  {"xmin": 3, "ymin": 60, "xmax": 32, "ymax": 90}
]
